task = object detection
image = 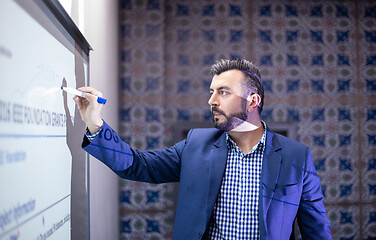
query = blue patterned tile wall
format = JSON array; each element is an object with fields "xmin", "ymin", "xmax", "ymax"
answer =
[
  {"xmin": 119, "ymin": 0, "xmax": 376, "ymax": 239},
  {"xmin": 252, "ymin": 1, "xmax": 376, "ymax": 239}
]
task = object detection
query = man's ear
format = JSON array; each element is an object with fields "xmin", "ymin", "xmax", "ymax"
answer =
[{"xmin": 247, "ymin": 94, "xmax": 261, "ymax": 112}]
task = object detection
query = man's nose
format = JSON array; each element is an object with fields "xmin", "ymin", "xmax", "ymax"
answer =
[{"xmin": 208, "ymin": 92, "xmax": 218, "ymax": 106}]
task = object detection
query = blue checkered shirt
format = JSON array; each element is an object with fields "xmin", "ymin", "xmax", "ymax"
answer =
[
  {"xmin": 85, "ymin": 127, "xmax": 102, "ymax": 142},
  {"xmin": 206, "ymin": 126, "xmax": 267, "ymax": 239}
]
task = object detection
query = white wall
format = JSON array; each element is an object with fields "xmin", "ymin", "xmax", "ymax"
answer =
[
  {"xmin": 83, "ymin": 1, "xmax": 119, "ymax": 240},
  {"xmin": 61, "ymin": 1, "xmax": 119, "ymax": 239}
]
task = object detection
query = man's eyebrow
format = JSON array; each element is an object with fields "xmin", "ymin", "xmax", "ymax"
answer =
[{"xmin": 209, "ymin": 86, "xmax": 232, "ymax": 91}]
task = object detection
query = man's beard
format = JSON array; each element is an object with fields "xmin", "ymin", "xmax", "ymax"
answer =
[{"xmin": 211, "ymin": 99, "xmax": 248, "ymax": 132}]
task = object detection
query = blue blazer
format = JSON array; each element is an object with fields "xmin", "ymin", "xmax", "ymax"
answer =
[{"xmin": 83, "ymin": 121, "xmax": 332, "ymax": 240}]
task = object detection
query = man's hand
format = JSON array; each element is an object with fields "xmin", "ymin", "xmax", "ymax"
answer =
[{"xmin": 73, "ymin": 86, "xmax": 104, "ymax": 134}]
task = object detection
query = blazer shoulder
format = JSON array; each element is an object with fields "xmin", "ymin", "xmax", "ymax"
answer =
[
  {"xmin": 186, "ymin": 128, "xmax": 225, "ymax": 146},
  {"xmin": 188, "ymin": 128, "xmax": 223, "ymax": 136},
  {"xmin": 269, "ymin": 131, "xmax": 309, "ymax": 160},
  {"xmin": 271, "ymin": 131, "xmax": 307, "ymax": 150}
]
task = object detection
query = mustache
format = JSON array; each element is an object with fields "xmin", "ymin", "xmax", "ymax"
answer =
[{"xmin": 211, "ymin": 106, "xmax": 226, "ymax": 116}]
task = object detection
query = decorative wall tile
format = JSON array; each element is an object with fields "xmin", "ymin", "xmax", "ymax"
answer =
[
  {"xmin": 253, "ymin": 1, "xmax": 375, "ymax": 239},
  {"xmin": 120, "ymin": 212, "xmax": 174, "ymax": 240},
  {"xmin": 327, "ymin": 205, "xmax": 360, "ymax": 239},
  {"xmin": 362, "ymin": 103, "xmax": 376, "ymax": 202},
  {"xmin": 363, "ymin": 204, "xmax": 376, "ymax": 239},
  {"xmin": 120, "ymin": 181, "xmax": 175, "ymax": 210}
]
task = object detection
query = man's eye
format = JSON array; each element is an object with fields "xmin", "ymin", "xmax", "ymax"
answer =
[{"xmin": 220, "ymin": 91, "xmax": 229, "ymax": 96}]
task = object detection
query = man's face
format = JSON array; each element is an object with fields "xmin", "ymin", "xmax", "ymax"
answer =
[{"xmin": 208, "ymin": 70, "xmax": 248, "ymax": 131}]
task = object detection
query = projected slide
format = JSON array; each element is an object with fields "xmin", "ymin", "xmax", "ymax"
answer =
[{"xmin": 0, "ymin": 1, "xmax": 88, "ymax": 239}]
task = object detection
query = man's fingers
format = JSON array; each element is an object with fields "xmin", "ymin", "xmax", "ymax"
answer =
[
  {"xmin": 73, "ymin": 96, "xmax": 81, "ymax": 109},
  {"xmin": 78, "ymin": 86, "xmax": 103, "ymax": 97},
  {"xmin": 73, "ymin": 96, "xmax": 90, "ymax": 110},
  {"xmin": 84, "ymin": 92, "xmax": 99, "ymax": 103},
  {"xmin": 73, "ymin": 87, "xmax": 104, "ymax": 131},
  {"xmin": 77, "ymin": 86, "xmax": 95, "ymax": 92}
]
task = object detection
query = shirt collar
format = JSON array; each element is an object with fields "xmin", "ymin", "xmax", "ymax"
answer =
[{"xmin": 226, "ymin": 121, "xmax": 267, "ymax": 155}]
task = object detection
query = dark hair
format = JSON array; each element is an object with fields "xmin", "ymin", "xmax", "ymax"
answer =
[{"xmin": 210, "ymin": 59, "xmax": 264, "ymax": 114}]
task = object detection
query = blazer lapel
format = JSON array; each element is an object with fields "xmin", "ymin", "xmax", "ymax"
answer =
[
  {"xmin": 259, "ymin": 129, "xmax": 282, "ymax": 238},
  {"xmin": 205, "ymin": 131, "xmax": 228, "ymax": 220}
]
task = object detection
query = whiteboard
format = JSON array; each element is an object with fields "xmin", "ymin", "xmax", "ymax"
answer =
[{"xmin": 0, "ymin": 0, "xmax": 91, "ymax": 239}]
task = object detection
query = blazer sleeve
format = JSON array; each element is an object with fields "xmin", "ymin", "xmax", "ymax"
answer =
[
  {"xmin": 297, "ymin": 147, "xmax": 332, "ymax": 239},
  {"xmin": 82, "ymin": 120, "xmax": 185, "ymax": 183}
]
